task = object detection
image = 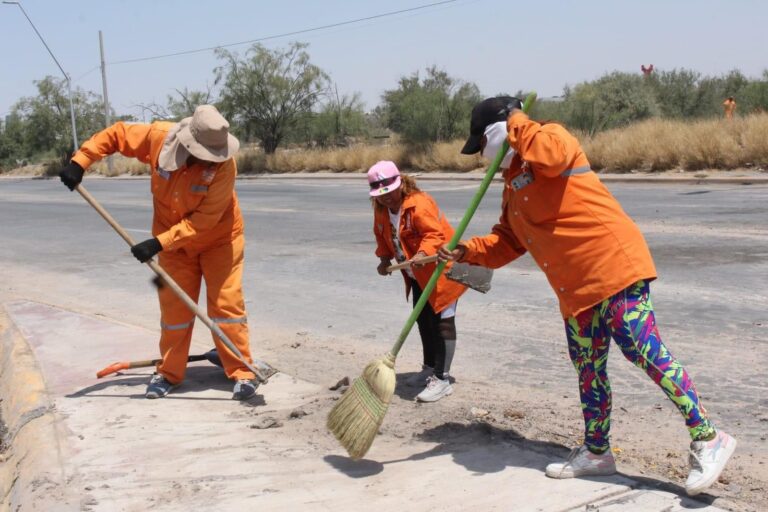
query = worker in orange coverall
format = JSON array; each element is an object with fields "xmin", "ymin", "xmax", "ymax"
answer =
[
  {"xmin": 58, "ymin": 105, "xmax": 261, "ymax": 400},
  {"xmin": 722, "ymin": 97, "xmax": 737, "ymax": 120}
]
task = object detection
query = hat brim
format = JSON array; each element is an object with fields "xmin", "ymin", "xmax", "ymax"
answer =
[
  {"xmin": 461, "ymin": 134, "xmax": 483, "ymax": 155},
  {"xmin": 177, "ymin": 118, "xmax": 240, "ymax": 163},
  {"xmin": 369, "ymin": 176, "xmax": 402, "ymax": 197}
]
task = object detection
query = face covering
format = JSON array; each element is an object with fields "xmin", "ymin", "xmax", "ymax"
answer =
[{"xmin": 481, "ymin": 121, "xmax": 515, "ymax": 168}]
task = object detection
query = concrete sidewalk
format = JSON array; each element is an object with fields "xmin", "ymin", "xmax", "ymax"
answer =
[{"xmin": 1, "ymin": 301, "xmax": 728, "ymax": 511}]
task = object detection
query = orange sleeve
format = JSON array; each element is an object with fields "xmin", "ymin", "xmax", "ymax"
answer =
[
  {"xmin": 462, "ymin": 201, "xmax": 526, "ymax": 268},
  {"xmin": 373, "ymin": 212, "xmax": 394, "ymax": 259},
  {"xmin": 71, "ymin": 122, "xmax": 153, "ymax": 169},
  {"xmin": 412, "ymin": 196, "xmax": 448, "ymax": 256},
  {"xmin": 507, "ymin": 112, "xmax": 580, "ymax": 178},
  {"xmin": 156, "ymin": 159, "xmax": 236, "ymax": 249}
]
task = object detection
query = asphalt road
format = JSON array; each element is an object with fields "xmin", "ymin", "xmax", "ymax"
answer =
[{"xmin": 1, "ymin": 176, "xmax": 766, "ymax": 425}]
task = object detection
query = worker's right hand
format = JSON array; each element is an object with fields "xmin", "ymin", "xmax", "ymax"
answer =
[
  {"xmin": 377, "ymin": 259, "xmax": 392, "ymax": 276},
  {"xmin": 437, "ymin": 244, "xmax": 467, "ymax": 263},
  {"xmin": 131, "ymin": 238, "xmax": 163, "ymax": 263},
  {"xmin": 58, "ymin": 161, "xmax": 85, "ymax": 191}
]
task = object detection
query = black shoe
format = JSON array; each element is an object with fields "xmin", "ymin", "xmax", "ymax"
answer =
[{"xmin": 232, "ymin": 379, "xmax": 258, "ymax": 400}]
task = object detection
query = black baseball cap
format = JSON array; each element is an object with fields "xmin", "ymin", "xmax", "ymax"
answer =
[{"xmin": 460, "ymin": 96, "xmax": 522, "ymax": 155}]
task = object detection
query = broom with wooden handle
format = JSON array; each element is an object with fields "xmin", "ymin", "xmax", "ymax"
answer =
[
  {"xmin": 74, "ymin": 184, "xmax": 276, "ymax": 384},
  {"xmin": 327, "ymin": 92, "xmax": 537, "ymax": 459}
]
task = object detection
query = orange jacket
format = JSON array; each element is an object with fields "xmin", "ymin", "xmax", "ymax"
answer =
[
  {"xmin": 72, "ymin": 122, "xmax": 243, "ymax": 254},
  {"xmin": 462, "ymin": 112, "xmax": 657, "ymax": 318},
  {"xmin": 373, "ymin": 191, "xmax": 467, "ymax": 313}
]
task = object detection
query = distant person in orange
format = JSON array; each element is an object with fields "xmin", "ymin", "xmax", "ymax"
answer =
[
  {"xmin": 722, "ymin": 97, "xmax": 737, "ymax": 119},
  {"xmin": 57, "ymin": 105, "xmax": 261, "ymax": 401}
]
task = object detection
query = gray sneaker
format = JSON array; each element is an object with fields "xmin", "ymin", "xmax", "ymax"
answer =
[
  {"xmin": 232, "ymin": 379, "xmax": 258, "ymax": 400},
  {"xmin": 545, "ymin": 445, "xmax": 617, "ymax": 478},
  {"xmin": 145, "ymin": 373, "xmax": 177, "ymax": 399}
]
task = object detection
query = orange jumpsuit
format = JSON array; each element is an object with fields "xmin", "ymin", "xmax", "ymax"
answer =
[
  {"xmin": 373, "ymin": 190, "xmax": 467, "ymax": 313},
  {"xmin": 461, "ymin": 112, "xmax": 657, "ymax": 319},
  {"xmin": 72, "ymin": 121, "xmax": 255, "ymax": 383},
  {"xmin": 722, "ymin": 99, "xmax": 736, "ymax": 119}
]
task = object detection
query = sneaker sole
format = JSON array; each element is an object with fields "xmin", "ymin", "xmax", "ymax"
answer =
[
  {"xmin": 685, "ymin": 436, "xmax": 738, "ymax": 496},
  {"xmin": 416, "ymin": 385, "xmax": 453, "ymax": 403}
]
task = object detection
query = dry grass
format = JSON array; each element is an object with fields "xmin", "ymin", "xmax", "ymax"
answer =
[
  {"xmin": 583, "ymin": 113, "xmax": 768, "ymax": 171},
  {"xmin": 244, "ymin": 114, "xmax": 767, "ymax": 174},
  {"xmin": 90, "ymin": 155, "xmax": 150, "ymax": 176},
  {"xmin": 5, "ymin": 114, "xmax": 767, "ymax": 176},
  {"xmin": 237, "ymin": 139, "xmax": 483, "ymax": 174}
]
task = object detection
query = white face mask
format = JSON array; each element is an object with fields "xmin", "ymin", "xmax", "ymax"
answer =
[{"xmin": 481, "ymin": 121, "xmax": 515, "ymax": 168}]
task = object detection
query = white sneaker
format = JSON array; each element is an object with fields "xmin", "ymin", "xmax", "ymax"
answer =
[
  {"xmin": 405, "ymin": 365, "xmax": 434, "ymax": 387},
  {"xmin": 545, "ymin": 445, "xmax": 617, "ymax": 479},
  {"xmin": 685, "ymin": 431, "xmax": 737, "ymax": 496},
  {"xmin": 416, "ymin": 375, "xmax": 453, "ymax": 402}
]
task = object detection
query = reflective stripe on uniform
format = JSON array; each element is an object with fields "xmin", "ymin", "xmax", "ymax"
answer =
[
  {"xmin": 161, "ymin": 320, "xmax": 193, "ymax": 331},
  {"xmin": 561, "ymin": 165, "xmax": 592, "ymax": 177},
  {"xmin": 190, "ymin": 185, "xmax": 208, "ymax": 193},
  {"xmin": 210, "ymin": 316, "xmax": 248, "ymax": 324}
]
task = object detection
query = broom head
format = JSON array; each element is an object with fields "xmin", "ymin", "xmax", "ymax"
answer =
[{"xmin": 327, "ymin": 352, "xmax": 396, "ymax": 459}]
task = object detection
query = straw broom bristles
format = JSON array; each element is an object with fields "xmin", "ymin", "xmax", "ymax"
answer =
[{"xmin": 327, "ymin": 352, "xmax": 396, "ymax": 459}]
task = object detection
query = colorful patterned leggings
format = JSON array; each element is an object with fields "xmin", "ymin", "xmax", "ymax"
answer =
[{"xmin": 565, "ymin": 280, "xmax": 715, "ymax": 453}]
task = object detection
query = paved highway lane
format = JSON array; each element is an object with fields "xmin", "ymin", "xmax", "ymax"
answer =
[{"xmin": 1, "ymin": 176, "xmax": 767, "ymax": 423}]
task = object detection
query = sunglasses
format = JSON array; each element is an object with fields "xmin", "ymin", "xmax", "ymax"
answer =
[{"xmin": 369, "ymin": 176, "xmax": 398, "ymax": 190}]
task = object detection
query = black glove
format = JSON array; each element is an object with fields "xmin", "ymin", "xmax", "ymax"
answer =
[
  {"xmin": 58, "ymin": 161, "xmax": 85, "ymax": 191},
  {"xmin": 131, "ymin": 238, "xmax": 163, "ymax": 263}
]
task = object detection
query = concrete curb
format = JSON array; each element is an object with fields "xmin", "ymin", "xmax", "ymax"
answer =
[
  {"xmin": 0, "ymin": 306, "xmax": 79, "ymax": 511},
  {"xmin": 2, "ymin": 173, "xmax": 768, "ymax": 185},
  {"xmin": 244, "ymin": 173, "xmax": 768, "ymax": 185}
]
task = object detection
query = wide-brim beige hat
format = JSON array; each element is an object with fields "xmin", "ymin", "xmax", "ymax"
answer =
[{"xmin": 158, "ymin": 104, "xmax": 239, "ymax": 171}]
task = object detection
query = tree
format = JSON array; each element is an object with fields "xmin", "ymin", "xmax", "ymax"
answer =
[
  {"xmin": 0, "ymin": 112, "xmax": 27, "ymax": 169},
  {"xmin": 563, "ymin": 72, "xmax": 659, "ymax": 135},
  {"xmin": 648, "ymin": 68, "xmax": 704, "ymax": 118},
  {"xmin": 738, "ymin": 70, "xmax": 768, "ymax": 113},
  {"xmin": 134, "ymin": 86, "xmax": 215, "ymax": 121},
  {"xmin": 214, "ymin": 42, "xmax": 330, "ymax": 153},
  {"xmin": 296, "ymin": 85, "xmax": 367, "ymax": 147},
  {"xmin": 4, "ymin": 76, "xmax": 110, "ymax": 164},
  {"xmin": 381, "ymin": 67, "xmax": 481, "ymax": 145}
]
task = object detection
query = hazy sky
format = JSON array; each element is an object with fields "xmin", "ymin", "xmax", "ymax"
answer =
[{"xmin": 2, "ymin": 0, "xmax": 766, "ymax": 123}]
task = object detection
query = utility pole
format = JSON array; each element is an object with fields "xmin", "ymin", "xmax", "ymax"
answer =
[
  {"xmin": 3, "ymin": 1, "xmax": 78, "ymax": 154},
  {"xmin": 99, "ymin": 30, "xmax": 113, "ymax": 172}
]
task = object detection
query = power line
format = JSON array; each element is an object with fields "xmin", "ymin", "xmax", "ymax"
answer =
[
  {"xmin": 108, "ymin": 0, "xmax": 459, "ymax": 66},
  {"xmin": 73, "ymin": 65, "xmax": 100, "ymax": 83}
]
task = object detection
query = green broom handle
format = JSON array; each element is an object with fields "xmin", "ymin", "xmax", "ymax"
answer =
[{"xmin": 389, "ymin": 92, "xmax": 537, "ymax": 358}]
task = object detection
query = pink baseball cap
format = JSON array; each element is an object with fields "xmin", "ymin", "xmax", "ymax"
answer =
[{"xmin": 367, "ymin": 160, "xmax": 402, "ymax": 197}]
